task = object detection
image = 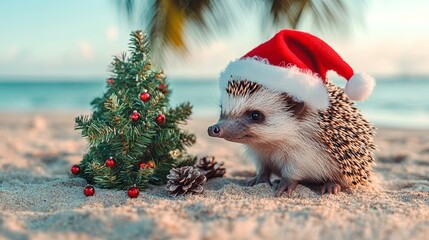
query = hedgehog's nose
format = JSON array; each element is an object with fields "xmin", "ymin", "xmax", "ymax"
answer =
[{"xmin": 208, "ymin": 125, "xmax": 221, "ymax": 137}]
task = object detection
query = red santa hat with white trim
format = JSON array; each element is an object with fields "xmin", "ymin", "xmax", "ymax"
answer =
[{"xmin": 219, "ymin": 29, "xmax": 375, "ymax": 110}]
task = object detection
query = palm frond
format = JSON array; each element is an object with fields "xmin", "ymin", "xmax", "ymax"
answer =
[
  {"xmin": 115, "ymin": 0, "xmax": 363, "ymax": 62},
  {"xmin": 263, "ymin": 0, "xmax": 354, "ymax": 33}
]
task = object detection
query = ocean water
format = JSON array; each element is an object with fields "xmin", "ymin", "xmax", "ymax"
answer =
[{"xmin": 0, "ymin": 76, "xmax": 428, "ymax": 129}]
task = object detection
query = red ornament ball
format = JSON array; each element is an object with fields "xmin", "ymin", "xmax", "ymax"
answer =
[
  {"xmin": 105, "ymin": 157, "xmax": 116, "ymax": 168},
  {"xmin": 128, "ymin": 186, "xmax": 139, "ymax": 198},
  {"xmin": 158, "ymin": 83, "xmax": 168, "ymax": 95},
  {"xmin": 147, "ymin": 161, "xmax": 155, "ymax": 168},
  {"xmin": 130, "ymin": 110, "xmax": 140, "ymax": 122},
  {"xmin": 139, "ymin": 160, "xmax": 155, "ymax": 169},
  {"xmin": 139, "ymin": 90, "xmax": 150, "ymax": 102},
  {"xmin": 156, "ymin": 113, "xmax": 166, "ymax": 125},
  {"xmin": 83, "ymin": 185, "xmax": 95, "ymax": 197},
  {"xmin": 70, "ymin": 165, "xmax": 80, "ymax": 175},
  {"xmin": 107, "ymin": 78, "xmax": 114, "ymax": 85},
  {"xmin": 139, "ymin": 162, "xmax": 148, "ymax": 169}
]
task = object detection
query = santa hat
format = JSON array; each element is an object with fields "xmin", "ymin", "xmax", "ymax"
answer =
[{"xmin": 219, "ymin": 29, "xmax": 375, "ymax": 110}]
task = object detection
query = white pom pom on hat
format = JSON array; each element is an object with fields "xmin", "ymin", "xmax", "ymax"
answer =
[
  {"xmin": 219, "ymin": 29, "xmax": 375, "ymax": 110},
  {"xmin": 345, "ymin": 72, "xmax": 376, "ymax": 101}
]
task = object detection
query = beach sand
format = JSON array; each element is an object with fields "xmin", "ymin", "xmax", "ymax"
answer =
[{"xmin": 1, "ymin": 113, "xmax": 428, "ymax": 240}]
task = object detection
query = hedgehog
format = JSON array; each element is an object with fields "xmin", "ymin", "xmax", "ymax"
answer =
[
  {"xmin": 207, "ymin": 29, "xmax": 376, "ymax": 196},
  {"xmin": 208, "ymin": 80, "xmax": 375, "ymax": 195}
]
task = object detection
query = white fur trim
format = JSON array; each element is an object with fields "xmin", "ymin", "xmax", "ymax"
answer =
[
  {"xmin": 219, "ymin": 58, "xmax": 329, "ymax": 110},
  {"xmin": 345, "ymin": 73, "xmax": 375, "ymax": 101}
]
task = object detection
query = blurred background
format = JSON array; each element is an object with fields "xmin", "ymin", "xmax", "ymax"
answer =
[{"xmin": 0, "ymin": 0, "xmax": 428, "ymax": 128}]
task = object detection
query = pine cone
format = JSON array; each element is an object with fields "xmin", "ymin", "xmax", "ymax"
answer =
[
  {"xmin": 166, "ymin": 166, "xmax": 206, "ymax": 196},
  {"xmin": 195, "ymin": 156, "xmax": 226, "ymax": 179}
]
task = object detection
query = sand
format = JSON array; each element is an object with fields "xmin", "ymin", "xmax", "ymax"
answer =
[{"xmin": 1, "ymin": 113, "xmax": 429, "ymax": 240}]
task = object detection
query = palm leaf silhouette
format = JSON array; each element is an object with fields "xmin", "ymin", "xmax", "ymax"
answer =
[{"xmin": 116, "ymin": 0, "xmax": 362, "ymax": 61}]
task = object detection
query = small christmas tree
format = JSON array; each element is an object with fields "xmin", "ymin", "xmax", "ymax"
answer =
[{"xmin": 75, "ymin": 31, "xmax": 196, "ymax": 191}]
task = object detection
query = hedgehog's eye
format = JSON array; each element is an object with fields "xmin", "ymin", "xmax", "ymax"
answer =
[
  {"xmin": 251, "ymin": 112, "xmax": 260, "ymax": 121},
  {"xmin": 249, "ymin": 110, "xmax": 264, "ymax": 122}
]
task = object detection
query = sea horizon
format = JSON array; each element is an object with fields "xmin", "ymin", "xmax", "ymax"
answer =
[
  {"xmin": 1, "ymin": 75, "xmax": 428, "ymax": 129},
  {"xmin": 1, "ymin": 74, "xmax": 429, "ymax": 81}
]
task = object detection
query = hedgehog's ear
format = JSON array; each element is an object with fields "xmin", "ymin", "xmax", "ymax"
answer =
[
  {"xmin": 282, "ymin": 94, "xmax": 305, "ymax": 116},
  {"xmin": 290, "ymin": 101, "xmax": 305, "ymax": 116}
]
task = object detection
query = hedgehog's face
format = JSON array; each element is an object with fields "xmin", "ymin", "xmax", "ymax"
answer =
[{"xmin": 208, "ymin": 80, "xmax": 307, "ymax": 145}]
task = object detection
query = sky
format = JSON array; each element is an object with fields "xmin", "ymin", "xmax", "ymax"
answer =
[{"xmin": 0, "ymin": 0, "xmax": 428, "ymax": 80}]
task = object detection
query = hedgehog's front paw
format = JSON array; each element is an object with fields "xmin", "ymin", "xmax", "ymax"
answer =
[
  {"xmin": 321, "ymin": 182, "xmax": 342, "ymax": 195},
  {"xmin": 274, "ymin": 178, "xmax": 298, "ymax": 197},
  {"xmin": 246, "ymin": 174, "xmax": 271, "ymax": 187}
]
